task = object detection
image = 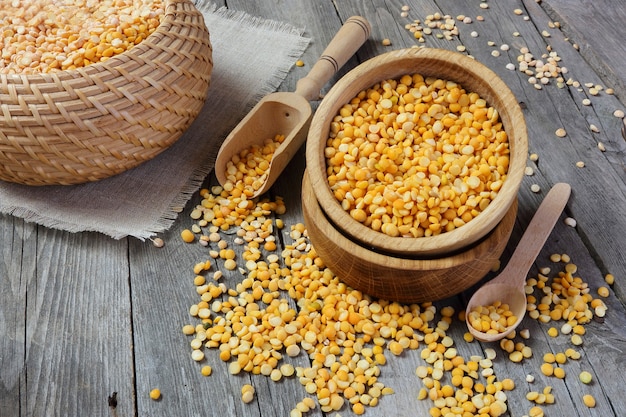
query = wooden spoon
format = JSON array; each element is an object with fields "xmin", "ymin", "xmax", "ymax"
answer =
[
  {"xmin": 214, "ymin": 16, "xmax": 371, "ymax": 198},
  {"xmin": 465, "ymin": 182, "xmax": 572, "ymax": 342}
]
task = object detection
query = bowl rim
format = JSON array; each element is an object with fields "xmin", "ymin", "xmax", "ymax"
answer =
[
  {"xmin": 302, "ymin": 168, "xmax": 519, "ymax": 303},
  {"xmin": 302, "ymin": 169, "xmax": 519, "ymax": 267},
  {"xmin": 305, "ymin": 47, "xmax": 527, "ymax": 256}
]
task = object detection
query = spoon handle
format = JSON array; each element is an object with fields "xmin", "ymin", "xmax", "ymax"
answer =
[
  {"xmin": 502, "ymin": 182, "xmax": 571, "ymax": 285},
  {"xmin": 294, "ymin": 16, "xmax": 371, "ymax": 101}
]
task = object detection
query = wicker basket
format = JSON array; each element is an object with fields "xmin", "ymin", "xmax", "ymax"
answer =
[{"xmin": 0, "ymin": 0, "xmax": 213, "ymax": 185}]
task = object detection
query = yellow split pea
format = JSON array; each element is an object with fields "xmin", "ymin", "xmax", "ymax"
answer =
[
  {"xmin": 325, "ymin": 74, "xmax": 509, "ymax": 238},
  {"xmin": 149, "ymin": 388, "xmax": 161, "ymax": 400}
]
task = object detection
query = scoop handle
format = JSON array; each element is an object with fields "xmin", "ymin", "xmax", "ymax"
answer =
[
  {"xmin": 500, "ymin": 182, "xmax": 571, "ymax": 285},
  {"xmin": 294, "ymin": 16, "xmax": 371, "ymax": 101}
]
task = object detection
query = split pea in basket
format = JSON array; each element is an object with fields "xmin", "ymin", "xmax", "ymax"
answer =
[{"xmin": 0, "ymin": 0, "xmax": 212, "ymax": 185}]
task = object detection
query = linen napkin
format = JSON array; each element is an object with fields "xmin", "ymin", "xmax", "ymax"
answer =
[{"xmin": 0, "ymin": 1, "xmax": 310, "ymax": 240}]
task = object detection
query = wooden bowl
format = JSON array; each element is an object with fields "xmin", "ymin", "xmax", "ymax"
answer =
[
  {"xmin": 302, "ymin": 170, "xmax": 517, "ymax": 303},
  {"xmin": 0, "ymin": 0, "xmax": 212, "ymax": 185},
  {"xmin": 305, "ymin": 48, "xmax": 527, "ymax": 256}
]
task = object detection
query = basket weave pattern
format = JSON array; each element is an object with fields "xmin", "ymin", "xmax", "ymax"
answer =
[{"xmin": 0, "ymin": 0, "xmax": 213, "ymax": 185}]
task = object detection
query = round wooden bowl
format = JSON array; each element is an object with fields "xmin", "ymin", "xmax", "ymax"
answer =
[
  {"xmin": 302, "ymin": 170, "xmax": 518, "ymax": 303},
  {"xmin": 0, "ymin": 0, "xmax": 212, "ymax": 185},
  {"xmin": 305, "ymin": 48, "xmax": 527, "ymax": 256}
]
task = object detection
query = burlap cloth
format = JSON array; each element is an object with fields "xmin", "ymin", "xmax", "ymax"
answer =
[{"xmin": 0, "ymin": 2, "xmax": 310, "ymax": 240}]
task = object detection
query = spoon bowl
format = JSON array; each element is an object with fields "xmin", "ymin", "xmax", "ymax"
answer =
[
  {"xmin": 214, "ymin": 16, "xmax": 371, "ymax": 198},
  {"xmin": 466, "ymin": 282, "xmax": 527, "ymax": 342},
  {"xmin": 466, "ymin": 182, "xmax": 571, "ymax": 342}
]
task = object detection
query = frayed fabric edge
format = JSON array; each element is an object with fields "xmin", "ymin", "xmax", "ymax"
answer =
[{"xmin": 5, "ymin": 206, "xmax": 139, "ymax": 240}]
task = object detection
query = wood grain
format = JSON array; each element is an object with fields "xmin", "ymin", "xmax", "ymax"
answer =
[
  {"xmin": 302, "ymin": 171, "xmax": 518, "ymax": 303},
  {"xmin": 0, "ymin": 216, "xmax": 33, "ymax": 417},
  {"xmin": 1, "ymin": 222, "xmax": 135, "ymax": 417},
  {"xmin": 540, "ymin": 0, "xmax": 626, "ymax": 103},
  {"xmin": 1, "ymin": 0, "xmax": 625, "ymax": 416}
]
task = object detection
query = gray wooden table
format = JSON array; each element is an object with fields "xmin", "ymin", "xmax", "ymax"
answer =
[{"xmin": 2, "ymin": 0, "xmax": 626, "ymax": 416}]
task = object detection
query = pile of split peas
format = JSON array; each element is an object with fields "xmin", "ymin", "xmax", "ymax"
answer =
[
  {"xmin": 173, "ymin": 181, "xmax": 611, "ymax": 417},
  {"xmin": 0, "ymin": 0, "xmax": 164, "ymax": 74},
  {"xmin": 221, "ymin": 134, "xmax": 286, "ymax": 197},
  {"xmin": 325, "ymin": 74, "xmax": 510, "ymax": 238}
]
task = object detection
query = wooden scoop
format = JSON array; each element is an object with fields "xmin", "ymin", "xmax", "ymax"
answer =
[
  {"xmin": 465, "ymin": 183, "xmax": 572, "ymax": 342},
  {"xmin": 214, "ymin": 16, "xmax": 371, "ymax": 198}
]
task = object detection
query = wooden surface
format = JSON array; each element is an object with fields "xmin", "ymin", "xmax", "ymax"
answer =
[{"xmin": 2, "ymin": 1, "xmax": 626, "ymax": 416}]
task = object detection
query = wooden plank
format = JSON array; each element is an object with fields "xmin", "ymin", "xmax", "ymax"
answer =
[
  {"xmin": 308, "ymin": 1, "xmax": 626, "ymax": 416},
  {"xmin": 129, "ymin": 223, "xmax": 262, "ymax": 417},
  {"xmin": 1, "ymin": 1, "xmax": 624, "ymax": 417},
  {"xmin": 26, "ymin": 230, "xmax": 134, "ymax": 417},
  {"xmin": 0, "ymin": 216, "xmax": 35, "ymax": 417},
  {"xmin": 0, "ymin": 223, "xmax": 135, "ymax": 417},
  {"xmin": 510, "ymin": 3, "xmax": 626, "ymax": 299},
  {"xmin": 129, "ymin": 174, "xmax": 329, "ymax": 417},
  {"xmin": 196, "ymin": 1, "xmax": 626, "ymax": 416},
  {"xmin": 541, "ymin": 0, "xmax": 626, "ymax": 103},
  {"xmin": 483, "ymin": 181, "xmax": 626, "ymax": 417},
  {"xmin": 509, "ymin": 0, "xmax": 626, "ymax": 301}
]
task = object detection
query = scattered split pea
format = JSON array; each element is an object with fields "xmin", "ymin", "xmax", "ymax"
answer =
[
  {"xmin": 582, "ymin": 394, "xmax": 596, "ymax": 408},
  {"xmin": 404, "ymin": 13, "xmax": 461, "ymax": 43},
  {"xmin": 181, "ymin": 229, "xmax": 195, "ymax": 243},
  {"xmin": 179, "ymin": 178, "xmax": 611, "ymax": 415},
  {"xmin": 579, "ymin": 371, "xmax": 592, "ymax": 384},
  {"xmin": 182, "ymin": 186, "xmax": 420, "ymax": 414},
  {"xmin": 241, "ymin": 384, "xmax": 256, "ymax": 404},
  {"xmin": 149, "ymin": 388, "xmax": 161, "ymax": 400},
  {"xmin": 597, "ymin": 286, "xmax": 610, "ymax": 298},
  {"xmin": 151, "ymin": 237, "xmax": 165, "ymax": 248}
]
